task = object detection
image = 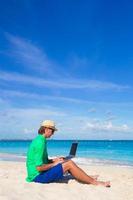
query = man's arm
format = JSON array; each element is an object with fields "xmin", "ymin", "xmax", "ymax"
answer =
[
  {"xmin": 36, "ymin": 162, "xmax": 55, "ymax": 172},
  {"xmin": 36, "ymin": 157, "xmax": 64, "ymax": 172}
]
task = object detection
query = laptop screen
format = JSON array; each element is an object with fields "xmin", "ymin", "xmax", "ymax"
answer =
[{"xmin": 69, "ymin": 143, "xmax": 78, "ymax": 156}]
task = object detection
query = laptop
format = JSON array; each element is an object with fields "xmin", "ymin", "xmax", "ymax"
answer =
[{"xmin": 64, "ymin": 142, "xmax": 78, "ymax": 160}]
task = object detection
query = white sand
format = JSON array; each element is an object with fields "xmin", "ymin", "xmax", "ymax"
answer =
[{"xmin": 0, "ymin": 161, "xmax": 133, "ymax": 200}]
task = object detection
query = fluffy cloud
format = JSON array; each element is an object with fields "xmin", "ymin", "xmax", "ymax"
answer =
[
  {"xmin": 6, "ymin": 33, "xmax": 56, "ymax": 75},
  {"xmin": 0, "ymin": 70, "xmax": 130, "ymax": 91},
  {"xmin": 0, "ymin": 106, "xmax": 67, "ymax": 139},
  {"xmin": 3, "ymin": 33, "xmax": 130, "ymax": 91},
  {"xmin": 83, "ymin": 121, "xmax": 132, "ymax": 133}
]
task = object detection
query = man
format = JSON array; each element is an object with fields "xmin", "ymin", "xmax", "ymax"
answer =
[{"xmin": 26, "ymin": 120, "xmax": 110, "ymax": 187}]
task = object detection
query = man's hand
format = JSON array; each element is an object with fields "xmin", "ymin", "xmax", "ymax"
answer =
[
  {"xmin": 37, "ymin": 157, "xmax": 65, "ymax": 172},
  {"xmin": 52, "ymin": 157, "xmax": 65, "ymax": 166}
]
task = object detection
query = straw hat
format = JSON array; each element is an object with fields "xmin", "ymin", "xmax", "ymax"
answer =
[{"xmin": 41, "ymin": 120, "xmax": 58, "ymax": 131}]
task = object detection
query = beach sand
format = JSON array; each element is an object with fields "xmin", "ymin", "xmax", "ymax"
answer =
[{"xmin": 0, "ymin": 161, "xmax": 133, "ymax": 200}]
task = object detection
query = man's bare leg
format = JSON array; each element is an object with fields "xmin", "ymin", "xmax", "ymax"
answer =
[{"xmin": 62, "ymin": 160, "xmax": 110, "ymax": 187}]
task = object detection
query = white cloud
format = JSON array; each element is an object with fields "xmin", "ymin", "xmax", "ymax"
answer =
[
  {"xmin": 0, "ymin": 88, "xmax": 91, "ymax": 104},
  {"xmin": 83, "ymin": 121, "xmax": 133, "ymax": 133},
  {"xmin": 0, "ymin": 70, "xmax": 130, "ymax": 91},
  {"xmin": 0, "ymin": 106, "xmax": 67, "ymax": 139},
  {"xmin": 3, "ymin": 33, "xmax": 130, "ymax": 91},
  {"xmin": 6, "ymin": 33, "xmax": 57, "ymax": 76},
  {"xmin": 0, "ymin": 99, "xmax": 132, "ymax": 139},
  {"xmin": 0, "ymin": 33, "xmax": 132, "ymax": 139},
  {"xmin": 0, "ymin": 107, "xmax": 66, "ymax": 120}
]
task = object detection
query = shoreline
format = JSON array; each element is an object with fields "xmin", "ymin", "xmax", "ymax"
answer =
[
  {"xmin": 0, "ymin": 152, "xmax": 133, "ymax": 168},
  {"xmin": 0, "ymin": 160, "xmax": 133, "ymax": 200},
  {"xmin": 0, "ymin": 152, "xmax": 26, "ymax": 162}
]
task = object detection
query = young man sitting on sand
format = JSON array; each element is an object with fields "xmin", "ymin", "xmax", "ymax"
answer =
[{"xmin": 26, "ymin": 120, "xmax": 110, "ymax": 187}]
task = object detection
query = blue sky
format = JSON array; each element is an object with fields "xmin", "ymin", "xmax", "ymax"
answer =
[{"xmin": 0, "ymin": 0, "xmax": 133, "ymax": 140}]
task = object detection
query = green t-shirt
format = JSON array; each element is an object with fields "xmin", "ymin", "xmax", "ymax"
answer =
[{"xmin": 26, "ymin": 134, "xmax": 48, "ymax": 182}]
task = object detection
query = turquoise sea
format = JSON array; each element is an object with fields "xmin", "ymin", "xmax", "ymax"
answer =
[{"xmin": 0, "ymin": 140, "xmax": 133, "ymax": 167}]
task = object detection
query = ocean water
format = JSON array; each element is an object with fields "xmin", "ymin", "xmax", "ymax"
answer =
[{"xmin": 0, "ymin": 140, "xmax": 133, "ymax": 167}]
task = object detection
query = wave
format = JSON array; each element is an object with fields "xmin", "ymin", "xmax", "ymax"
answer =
[
  {"xmin": 1, "ymin": 152, "xmax": 133, "ymax": 168},
  {"xmin": 72, "ymin": 157, "xmax": 133, "ymax": 168}
]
